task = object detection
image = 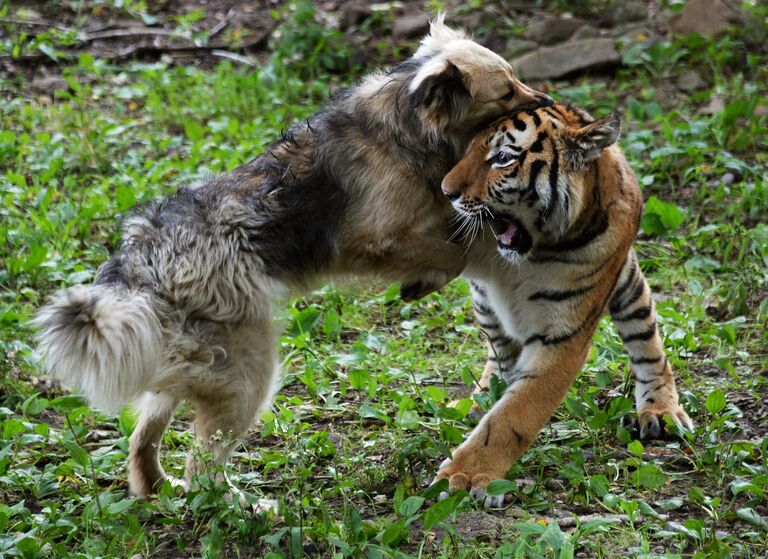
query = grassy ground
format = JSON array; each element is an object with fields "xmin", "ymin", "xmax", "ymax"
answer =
[{"xmin": 1, "ymin": 4, "xmax": 767, "ymax": 559}]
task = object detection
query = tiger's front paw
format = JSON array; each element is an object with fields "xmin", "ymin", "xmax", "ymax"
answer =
[
  {"xmin": 637, "ymin": 402, "xmax": 694, "ymax": 439},
  {"xmin": 433, "ymin": 454, "xmax": 509, "ymax": 509}
]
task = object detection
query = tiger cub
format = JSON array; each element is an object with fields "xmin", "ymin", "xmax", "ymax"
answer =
[{"xmin": 436, "ymin": 102, "xmax": 693, "ymax": 506}]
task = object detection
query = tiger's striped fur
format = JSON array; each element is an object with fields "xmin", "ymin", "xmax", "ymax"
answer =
[{"xmin": 437, "ymin": 103, "xmax": 693, "ymax": 507}]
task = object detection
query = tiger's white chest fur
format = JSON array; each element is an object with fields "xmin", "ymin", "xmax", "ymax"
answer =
[{"xmin": 462, "ymin": 233, "xmax": 579, "ymax": 344}]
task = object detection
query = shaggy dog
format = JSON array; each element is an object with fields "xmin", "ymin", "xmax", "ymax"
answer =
[{"xmin": 35, "ymin": 17, "xmax": 551, "ymax": 498}]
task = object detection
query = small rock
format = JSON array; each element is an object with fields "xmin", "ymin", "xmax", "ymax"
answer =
[
  {"xmin": 700, "ymin": 96, "xmax": 725, "ymax": 114},
  {"xmin": 671, "ymin": 0, "xmax": 742, "ymax": 36},
  {"xmin": 340, "ymin": 1, "xmax": 372, "ymax": 29},
  {"xmin": 506, "ymin": 38, "xmax": 539, "ymax": 58},
  {"xmin": 527, "ymin": 16, "xmax": 586, "ymax": 45},
  {"xmin": 451, "ymin": 11, "xmax": 483, "ymax": 31},
  {"xmin": 601, "ymin": 0, "xmax": 648, "ymax": 25},
  {"xmin": 652, "ymin": 82, "xmax": 680, "ymax": 110},
  {"xmin": 410, "ymin": 511, "xmax": 505, "ymax": 542},
  {"xmin": 545, "ymin": 478, "xmax": 565, "ymax": 491},
  {"xmin": 512, "ymin": 38, "xmax": 621, "ymax": 81},
  {"xmin": 31, "ymin": 74, "xmax": 69, "ymax": 93},
  {"xmin": 676, "ymin": 69, "xmax": 706, "ymax": 91},
  {"xmin": 611, "ymin": 22, "xmax": 656, "ymax": 42},
  {"xmin": 572, "ymin": 24, "xmax": 600, "ymax": 40},
  {"xmin": 393, "ymin": 14, "xmax": 429, "ymax": 39}
]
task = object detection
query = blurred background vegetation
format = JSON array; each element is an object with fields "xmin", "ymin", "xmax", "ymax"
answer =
[{"xmin": 0, "ymin": 1, "xmax": 766, "ymax": 558}]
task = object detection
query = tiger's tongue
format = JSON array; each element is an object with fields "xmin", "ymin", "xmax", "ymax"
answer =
[{"xmin": 499, "ymin": 221, "xmax": 518, "ymax": 246}]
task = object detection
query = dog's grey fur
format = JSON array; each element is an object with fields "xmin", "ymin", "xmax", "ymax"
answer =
[{"xmin": 34, "ymin": 17, "xmax": 550, "ymax": 497}]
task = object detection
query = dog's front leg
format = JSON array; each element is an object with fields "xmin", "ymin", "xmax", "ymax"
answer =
[{"xmin": 390, "ymin": 232, "xmax": 467, "ymax": 300}]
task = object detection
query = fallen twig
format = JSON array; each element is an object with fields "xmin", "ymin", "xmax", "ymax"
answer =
[
  {"xmin": 209, "ymin": 7, "xmax": 237, "ymax": 38},
  {"xmin": 211, "ymin": 49, "xmax": 257, "ymax": 66}
]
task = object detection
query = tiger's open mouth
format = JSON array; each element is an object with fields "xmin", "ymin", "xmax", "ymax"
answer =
[{"xmin": 489, "ymin": 214, "xmax": 533, "ymax": 255}]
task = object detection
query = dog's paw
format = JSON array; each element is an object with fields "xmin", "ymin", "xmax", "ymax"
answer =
[
  {"xmin": 400, "ymin": 281, "xmax": 425, "ymax": 301},
  {"xmin": 433, "ymin": 457, "xmax": 508, "ymax": 509}
]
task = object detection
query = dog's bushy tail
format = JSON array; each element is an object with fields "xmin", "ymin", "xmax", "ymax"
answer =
[{"xmin": 33, "ymin": 284, "xmax": 163, "ymax": 413}]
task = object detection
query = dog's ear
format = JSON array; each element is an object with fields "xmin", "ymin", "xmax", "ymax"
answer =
[
  {"xmin": 409, "ymin": 61, "xmax": 471, "ymax": 131},
  {"xmin": 564, "ymin": 112, "xmax": 621, "ymax": 170}
]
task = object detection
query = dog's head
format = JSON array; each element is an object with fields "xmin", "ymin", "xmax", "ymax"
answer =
[{"xmin": 408, "ymin": 15, "xmax": 552, "ymax": 134}]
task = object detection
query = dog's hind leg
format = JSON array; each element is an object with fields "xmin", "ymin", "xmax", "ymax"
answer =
[
  {"xmin": 183, "ymin": 323, "xmax": 279, "ymax": 505},
  {"xmin": 128, "ymin": 391, "xmax": 179, "ymax": 497}
]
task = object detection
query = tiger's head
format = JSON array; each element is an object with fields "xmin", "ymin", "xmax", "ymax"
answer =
[{"xmin": 441, "ymin": 103, "xmax": 621, "ymax": 263}]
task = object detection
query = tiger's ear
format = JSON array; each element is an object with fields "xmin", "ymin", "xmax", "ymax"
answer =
[
  {"xmin": 409, "ymin": 61, "xmax": 471, "ymax": 132},
  {"xmin": 565, "ymin": 112, "xmax": 621, "ymax": 170}
]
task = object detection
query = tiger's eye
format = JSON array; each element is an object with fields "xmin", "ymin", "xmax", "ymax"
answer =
[{"xmin": 500, "ymin": 90, "xmax": 516, "ymax": 101}]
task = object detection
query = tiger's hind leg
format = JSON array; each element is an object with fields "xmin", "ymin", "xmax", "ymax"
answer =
[
  {"xmin": 609, "ymin": 251, "xmax": 693, "ymax": 438},
  {"xmin": 467, "ymin": 281, "xmax": 521, "ymax": 419}
]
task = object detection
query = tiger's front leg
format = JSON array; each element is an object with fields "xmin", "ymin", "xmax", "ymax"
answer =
[
  {"xmin": 609, "ymin": 251, "xmax": 693, "ymax": 438},
  {"xmin": 435, "ymin": 338, "xmax": 592, "ymax": 508}
]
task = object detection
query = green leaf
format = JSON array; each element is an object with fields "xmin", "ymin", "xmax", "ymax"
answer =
[
  {"xmin": 422, "ymin": 495, "xmax": 458, "ymax": 530},
  {"xmin": 705, "ymin": 389, "xmax": 727, "ymax": 415},
  {"xmin": 349, "ymin": 369, "xmax": 368, "ymax": 390},
  {"xmin": 641, "ymin": 196, "xmax": 684, "ymax": 237},
  {"xmin": 486, "ymin": 479, "xmax": 517, "ymax": 496},
  {"xmin": 736, "ymin": 508, "xmax": 765, "ymax": 528},
  {"xmin": 184, "ymin": 120, "xmax": 205, "ymax": 141},
  {"xmin": 634, "ymin": 463, "xmax": 667, "ymax": 490},
  {"xmin": 359, "ymin": 403, "xmax": 389, "ymax": 424},
  {"xmin": 106, "ymin": 498, "xmax": 135, "ymax": 515},
  {"xmin": 399, "ymin": 496, "xmax": 425, "ymax": 518},
  {"xmin": 627, "ymin": 439, "xmax": 644, "ymax": 457},
  {"xmin": 379, "ymin": 519, "xmax": 406, "ymax": 546},
  {"xmin": 587, "ymin": 475, "xmax": 609, "ymax": 498},
  {"xmin": 62, "ymin": 440, "xmax": 89, "ymax": 468}
]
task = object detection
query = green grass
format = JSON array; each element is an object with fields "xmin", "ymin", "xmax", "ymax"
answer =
[{"xmin": 1, "ymin": 6, "xmax": 767, "ymax": 559}]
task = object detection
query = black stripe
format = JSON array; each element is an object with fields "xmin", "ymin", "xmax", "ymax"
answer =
[
  {"xmin": 574, "ymin": 255, "xmax": 612, "ymax": 281},
  {"xmin": 536, "ymin": 209, "xmax": 609, "ymax": 252},
  {"xmin": 517, "ymin": 149, "xmax": 528, "ymax": 168},
  {"xmin": 528, "ymin": 110, "xmax": 542, "ymax": 126},
  {"xmin": 474, "ymin": 302, "xmax": 493, "ymax": 315},
  {"xmin": 524, "ymin": 304, "xmax": 601, "ymax": 346},
  {"xmin": 529, "ymin": 283, "xmax": 595, "ymax": 302},
  {"xmin": 615, "ymin": 279, "xmax": 646, "ymax": 314},
  {"xmin": 470, "ymin": 282, "xmax": 487, "ymax": 296},
  {"xmin": 614, "ymin": 304, "xmax": 652, "ymax": 322},
  {"xmin": 621, "ymin": 325, "xmax": 657, "ymax": 343},
  {"xmin": 542, "ymin": 107, "xmax": 561, "ymax": 120},
  {"xmin": 547, "ymin": 146, "xmax": 560, "ymax": 215},
  {"xmin": 609, "ymin": 263, "xmax": 638, "ymax": 313},
  {"xmin": 512, "ymin": 115, "xmax": 526, "ymax": 131},
  {"xmin": 528, "ymin": 159, "xmax": 546, "ymax": 193},
  {"xmin": 631, "ymin": 355, "xmax": 662, "ymax": 365},
  {"xmin": 529, "ymin": 131, "xmax": 547, "ymax": 153},
  {"xmin": 488, "ymin": 334, "xmax": 513, "ymax": 346},
  {"xmin": 636, "ymin": 376, "xmax": 656, "ymax": 384},
  {"xmin": 477, "ymin": 319, "xmax": 500, "ymax": 329}
]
